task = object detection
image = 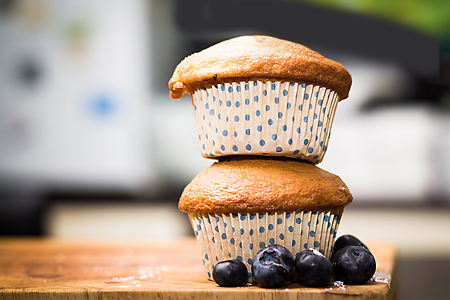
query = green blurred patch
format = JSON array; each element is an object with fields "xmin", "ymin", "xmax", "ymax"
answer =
[{"xmin": 291, "ymin": 0, "xmax": 449, "ymax": 40}]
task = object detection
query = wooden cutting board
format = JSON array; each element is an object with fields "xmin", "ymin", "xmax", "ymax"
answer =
[{"xmin": 0, "ymin": 238, "xmax": 396, "ymax": 300}]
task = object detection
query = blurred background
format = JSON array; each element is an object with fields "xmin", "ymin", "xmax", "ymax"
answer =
[{"xmin": 0, "ymin": 0, "xmax": 448, "ymax": 298}]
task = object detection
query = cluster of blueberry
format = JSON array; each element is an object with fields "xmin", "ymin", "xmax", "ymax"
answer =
[{"xmin": 212, "ymin": 235, "xmax": 376, "ymax": 288}]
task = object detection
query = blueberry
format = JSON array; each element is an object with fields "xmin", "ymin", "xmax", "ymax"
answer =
[
  {"xmin": 294, "ymin": 249, "xmax": 333, "ymax": 286},
  {"xmin": 332, "ymin": 246, "xmax": 376, "ymax": 284},
  {"xmin": 212, "ymin": 259, "xmax": 248, "ymax": 287},
  {"xmin": 252, "ymin": 244, "xmax": 294, "ymax": 288},
  {"xmin": 332, "ymin": 235, "xmax": 369, "ymax": 260}
]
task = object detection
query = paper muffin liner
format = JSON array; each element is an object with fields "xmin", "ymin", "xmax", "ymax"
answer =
[
  {"xmin": 189, "ymin": 209, "xmax": 344, "ymax": 282},
  {"xmin": 192, "ymin": 81, "xmax": 340, "ymax": 164}
]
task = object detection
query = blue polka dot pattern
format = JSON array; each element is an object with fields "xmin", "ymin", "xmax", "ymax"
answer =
[{"xmin": 192, "ymin": 81, "xmax": 339, "ymax": 164}]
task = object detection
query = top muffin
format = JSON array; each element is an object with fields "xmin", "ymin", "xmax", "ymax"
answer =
[
  {"xmin": 168, "ymin": 35, "xmax": 351, "ymax": 163},
  {"xmin": 169, "ymin": 35, "xmax": 352, "ymax": 100}
]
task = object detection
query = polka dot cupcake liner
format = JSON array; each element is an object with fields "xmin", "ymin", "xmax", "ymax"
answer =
[
  {"xmin": 192, "ymin": 80, "xmax": 340, "ymax": 164},
  {"xmin": 189, "ymin": 209, "xmax": 344, "ymax": 282}
]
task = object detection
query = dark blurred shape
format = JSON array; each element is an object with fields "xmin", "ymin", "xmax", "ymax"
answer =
[
  {"xmin": 397, "ymin": 256, "xmax": 450, "ymax": 300},
  {"xmin": 0, "ymin": 0, "xmax": 14, "ymax": 14},
  {"xmin": 0, "ymin": 190, "xmax": 45, "ymax": 236},
  {"xmin": 175, "ymin": 0, "xmax": 445, "ymax": 89},
  {"xmin": 17, "ymin": 57, "xmax": 43, "ymax": 88},
  {"xmin": 360, "ymin": 77, "xmax": 449, "ymax": 112}
]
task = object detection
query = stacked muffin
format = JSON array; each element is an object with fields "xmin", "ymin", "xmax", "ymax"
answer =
[{"xmin": 169, "ymin": 35, "xmax": 353, "ymax": 281}]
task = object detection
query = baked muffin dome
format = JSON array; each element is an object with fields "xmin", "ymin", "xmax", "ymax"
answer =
[
  {"xmin": 169, "ymin": 35, "xmax": 352, "ymax": 100},
  {"xmin": 179, "ymin": 157, "xmax": 353, "ymax": 213}
]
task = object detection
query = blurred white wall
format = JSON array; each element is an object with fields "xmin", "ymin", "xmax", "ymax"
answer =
[{"xmin": 0, "ymin": 0, "xmax": 154, "ymax": 193}]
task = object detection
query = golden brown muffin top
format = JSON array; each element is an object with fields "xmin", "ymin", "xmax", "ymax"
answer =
[
  {"xmin": 179, "ymin": 157, "xmax": 352, "ymax": 213},
  {"xmin": 169, "ymin": 35, "xmax": 351, "ymax": 100}
]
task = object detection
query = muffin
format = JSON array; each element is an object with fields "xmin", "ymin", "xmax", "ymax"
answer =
[
  {"xmin": 180, "ymin": 157, "xmax": 353, "ymax": 281},
  {"xmin": 169, "ymin": 35, "xmax": 352, "ymax": 163}
]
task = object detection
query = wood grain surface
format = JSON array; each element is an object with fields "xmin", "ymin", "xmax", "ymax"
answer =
[{"xmin": 0, "ymin": 238, "xmax": 396, "ymax": 300}]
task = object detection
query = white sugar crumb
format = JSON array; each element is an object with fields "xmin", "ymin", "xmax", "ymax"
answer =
[
  {"xmin": 371, "ymin": 272, "xmax": 392, "ymax": 286},
  {"xmin": 326, "ymin": 281, "xmax": 346, "ymax": 291},
  {"xmin": 333, "ymin": 281, "xmax": 346, "ymax": 289}
]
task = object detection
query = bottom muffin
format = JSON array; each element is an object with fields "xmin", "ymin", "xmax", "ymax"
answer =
[{"xmin": 179, "ymin": 157, "xmax": 352, "ymax": 281}]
